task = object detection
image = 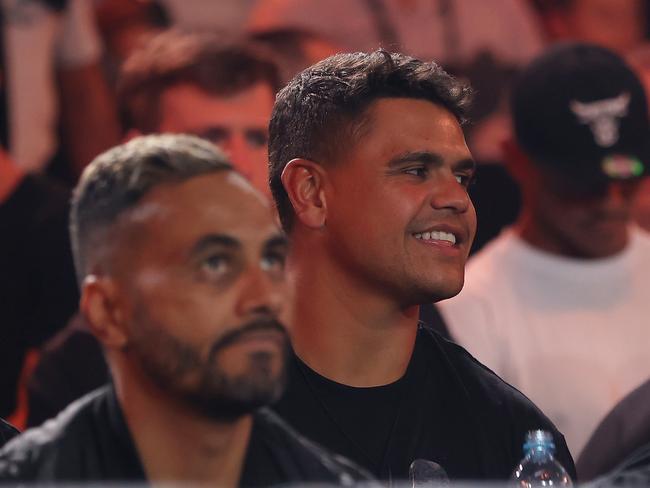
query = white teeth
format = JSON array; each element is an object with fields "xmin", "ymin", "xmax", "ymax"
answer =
[{"xmin": 414, "ymin": 231, "xmax": 457, "ymax": 244}]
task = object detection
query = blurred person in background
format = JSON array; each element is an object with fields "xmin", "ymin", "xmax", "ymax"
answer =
[
  {"xmin": 0, "ymin": 0, "xmax": 121, "ymax": 422},
  {"xmin": 0, "ymin": 57, "xmax": 78, "ymax": 422},
  {"xmin": 467, "ymin": 0, "xmax": 650, "ymax": 252},
  {"xmin": 0, "ymin": 143, "xmax": 78, "ymax": 421},
  {"xmin": 267, "ymin": 49, "xmax": 574, "ymax": 481},
  {"xmin": 2, "ymin": 0, "xmax": 120, "ymax": 180},
  {"xmin": 117, "ymin": 29, "xmax": 280, "ymax": 195},
  {"xmin": 440, "ymin": 43, "xmax": 650, "ymax": 462},
  {"xmin": 23, "ymin": 30, "xmax": 283, "ymax": 426},
  {"xmin": 530, "ymin": 0, "xmax": 650, "ymax": 234},
  {"xmin": 93, "ymin": 0, "xmax": 171, "ymax": 86},
  {"xmin": 0, "ymin": 134, "xmax": 370, "ymax": 485}
]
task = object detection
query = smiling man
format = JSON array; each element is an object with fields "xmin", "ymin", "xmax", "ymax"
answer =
[
  {"xmin": 268, "ymin": 50, "xmax": 575, "ymax": 481},
  {"xmin": 0, "ymin": 135, "xmax": 368, "ymax": 486}
]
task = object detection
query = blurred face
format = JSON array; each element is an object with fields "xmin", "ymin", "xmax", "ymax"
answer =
[
  {"xmin": 158, "ymin": 82, "xmax": 275, "ymax": 195},
  {"xmin": 322, "ymin": 98, "xmax": 477, "ymax": 305},
  {"xmin": 522, "ymin": 165, "xmax": 642, "ymax": 258},
  {"xmin": 115, "ymin": 172, "xmax": 288, "ymax": 420}
]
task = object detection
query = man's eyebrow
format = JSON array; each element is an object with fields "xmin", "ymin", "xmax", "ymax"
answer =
[
  {"xmin": 388, "ymin": 151, "xmax": 477, "ymax": 174},
  {"xmin": 454, "ymin": 158, "xmax": 477, "ymax": 174},
  {"xmin": 190, "ymin": 234, "xmax": 240, "ymax": 255},
  {"xmin": 388, "ymin": 151, "xmax": 444, "ymax": 167},
  {"xmin": 264, "ymin": 234, "xmax": 289, "ymax": 250}
]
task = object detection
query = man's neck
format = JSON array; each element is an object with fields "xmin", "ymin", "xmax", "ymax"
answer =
[
  {"xmin": 114, "ymin": 365, "xmax": 252, "ymax": 487},
  {"xmin": 287, "ymin": 247, "xmax": 419, "ymax": 387}
]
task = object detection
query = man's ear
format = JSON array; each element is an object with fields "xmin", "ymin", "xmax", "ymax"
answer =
[
  {"xmin": 80, "ymin": 275, "xmax": 129, "ymax": 349},
  {"xmin": 281, "ymin": 158, "xmax": 328, "ymax": 229}
]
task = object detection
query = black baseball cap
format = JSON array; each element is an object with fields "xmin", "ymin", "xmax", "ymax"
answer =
[{"xmin": 511, "ymin": 42, "xmax": 649, "ymax": 185}]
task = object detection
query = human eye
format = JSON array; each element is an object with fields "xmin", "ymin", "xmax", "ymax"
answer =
[
  {"xmin": 245, "ymin": 129, "xmax": 268, "ymax": 149},
  {"xmin": 261, "ymin": 250, "xmax": 286, "ymax": 274},
  {"xmin": 198, "ymin": 128, "xmax": 229, "ymax": 145},
  {"xmin": 455, "ymin": 172, "xmax": 475, "ymax": 188},
  {"xmin": 404, "ymin": 166, "xmax": 429, "ymax": 178},
  {"xmin": 200, "ymin": 254, "xmax": 231, "ymax": 279}
]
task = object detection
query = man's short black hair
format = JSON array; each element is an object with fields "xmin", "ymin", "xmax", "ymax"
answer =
[
  {"xmin": 268, "ymin": 49, "xmax": 473, "ymax": 232},
  {"xmin": 117, "ymin": 30, "xmax": 281, "ymax": 133},
  {"xmin": 70, "ymin": 134, "xmax": 233, "ymax": 284}
]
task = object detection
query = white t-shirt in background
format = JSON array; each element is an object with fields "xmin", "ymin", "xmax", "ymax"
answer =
[{"xmin": 439, "ymin": 227, "xmax": 650, "ymax": 458}]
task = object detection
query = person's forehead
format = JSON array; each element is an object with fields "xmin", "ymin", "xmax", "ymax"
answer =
[
  {"xmin": 347, "ymin": 98, "xmax": 470, "ymax": 160},
  {"xmin": 122, "ymin": 172, "xmax": 277, "ymax": 247},
  {"xmin": 158, "ymin": 81, "xmax": 275, "ymax": 130}
]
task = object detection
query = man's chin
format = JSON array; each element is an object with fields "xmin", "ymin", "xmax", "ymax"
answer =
[
  {"xmin": 183, "ymin": 364, "xmax": 288, "ymax": 422},
  {"xmin": 184, "ymin": 383, "xmax": 285, "ymax": 423},
  {"xmin": 408, "ymin": 277, "xmax": 464, "ymax": 305}
]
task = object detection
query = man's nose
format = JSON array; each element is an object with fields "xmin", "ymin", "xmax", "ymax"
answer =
[
  {"xmin": 429, "ymin": 173, "xmax": 471, "ymax": 213},
  {"xmin": 223, "ymin": 134, "xmax": 256, "ymax": 179},
  {"xmin": 235, "ymin": 267, "xmax": 285, "ymax": 319}
]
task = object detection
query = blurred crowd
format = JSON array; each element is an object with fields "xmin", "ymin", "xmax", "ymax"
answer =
[{"xmin": 1, "ymin": 0, "xmax": 650, "ymax": 484}]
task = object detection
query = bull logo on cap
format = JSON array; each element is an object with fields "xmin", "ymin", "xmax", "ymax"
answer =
[{"xmin": 569, "ymin": 92, "xmax": 630, "ymax": 147}]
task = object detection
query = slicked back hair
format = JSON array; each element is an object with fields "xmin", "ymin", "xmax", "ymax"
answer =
[
  {"xmin": 117, "ymin": 30, "xmax": 281, "ymax": 133},
  {"xmin": 268, "ymin": 49, "xmax": 473, "ymax": 232},
  {"xmin": 70, "ymin": 134, "xmax": 233, "ymax": 285}
]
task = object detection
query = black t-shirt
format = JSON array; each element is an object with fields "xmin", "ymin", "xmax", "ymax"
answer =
[
  {"xmin": 273, "ymin": 325, "xmax": 576, "ymax": 482},
  {"xmin": 0, "ymin": 386, "xmax": 371, "ymax": 486}
]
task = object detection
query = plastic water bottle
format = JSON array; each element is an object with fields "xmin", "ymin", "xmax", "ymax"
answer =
[
  {"xmin": 409, "ymin": 459, "xmax": 449, "ymax": 487},
  {"xmin": 512, "ymin": 430, "xmax": 573, "ymax": 488}
]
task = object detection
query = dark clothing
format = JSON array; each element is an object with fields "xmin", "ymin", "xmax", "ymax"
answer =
[
  {"xmin": 0, "ymin": 419, "xmax": 18, "ymax": 448},
  {"xmin": 273, "ymin": 325, "xmax": 576, "ymax": 482},
  {"xmin": 0, "ymin": 386, "xmax": 370, "ymax": 485},
  {"xmin": 592, "ymin": 443, "xmax": 650, "ymax": 486},
  {"xmin": 577, "ymin": 378, "xmax": 650, "ymax": 481},
  {"xmin": 26, "ymin": 306, "xmax": 448, "ymax": 426},
  {"xmin": 418, "ymin": 303, "xmax": 450, "ymax": 340},
  {"xmin": 0, "ymin": 174, "xmax": 78, "ymax": 417},
  {"xmin": 26, "ymin": 315, "xmax": 108, "ymax": 427}
]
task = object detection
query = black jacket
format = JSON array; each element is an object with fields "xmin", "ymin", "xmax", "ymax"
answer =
[
  {"xmin": 0, "ymin": 386, "xmax": 371, "ymax": 485},
  {"xmin": 0, "ymin": 419, "xmax": 18, "ymax": 448}
]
